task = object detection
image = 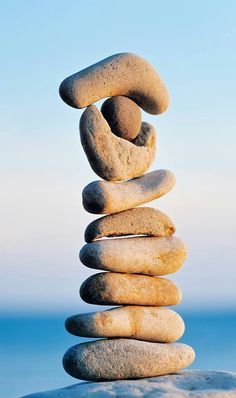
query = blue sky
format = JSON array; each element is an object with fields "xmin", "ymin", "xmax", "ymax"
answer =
[{"xmin": 1, "ymin": 0, "xmax": 236, "ymax": 313}]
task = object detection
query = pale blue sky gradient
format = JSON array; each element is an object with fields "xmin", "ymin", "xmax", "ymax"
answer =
[{"xmin": 1, "ymin": 0, "xmax": 236, "ymax": 313}]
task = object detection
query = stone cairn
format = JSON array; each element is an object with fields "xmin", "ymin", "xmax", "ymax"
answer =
[{"xmin": 59, "ymin": 53, "xmax": 195, "ymax": 381}]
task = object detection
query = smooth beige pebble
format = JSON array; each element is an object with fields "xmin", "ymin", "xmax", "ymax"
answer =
[
  {"xmin": 65, "ymin": 306, "xmax": 185, "ymax": 343},
  {"xmin": 82, "ymin": 169, "xmax": 175, "ymax": 214},
  {"xmin": 80, "ymin": 272, "xmax": 182, "ymax": 306}
]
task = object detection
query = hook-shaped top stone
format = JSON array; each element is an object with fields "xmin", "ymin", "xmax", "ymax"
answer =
[{"xmin": 59, "ymin": 53, "xmax": 169, "ymax": 115}]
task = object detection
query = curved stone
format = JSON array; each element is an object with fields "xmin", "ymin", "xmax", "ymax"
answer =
[
  {"xmin": 65, "ymin": 306, "xmax": 185, "ymax": 343},
  {"xmin": 82, "ymin": 169, "xmax": 175, "ymax": 214},
  {"xmin": 63, "ymin": 339, "xmax": 194, "ymax": 381},
  {"xmin": 59, "ymin": 53, "xmax": 169, "ymax": 115},
  {"xmin": 80, "ymin": 236, "xmax": 186, "ymax": 276},
  {"xmin": 79, "ymin": 105, "xmax": 156, "ymax": 181},
  {"xmin": 101, "ymin": 96, "xmax": 142, "ymax": 141},
  {"xmin": 84, "ymin": 207, "xmax": 176, "ymax": 242},
  {"xmin": 21, "ymin": 371, "xmax": 236, "ymax": 397},
  {"xmin": 80, "ymin": 272, "xmax": 182, "ymax": 306}
]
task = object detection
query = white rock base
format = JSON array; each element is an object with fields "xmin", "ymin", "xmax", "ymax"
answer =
[{"xmin": 22, "ymin": 371, "xmax": 236, "ymax": 397}]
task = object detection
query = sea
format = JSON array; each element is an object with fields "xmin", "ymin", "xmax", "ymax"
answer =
[{"xmin": 1, "ymin": 311, "xmax": 236, "ymax": 398}]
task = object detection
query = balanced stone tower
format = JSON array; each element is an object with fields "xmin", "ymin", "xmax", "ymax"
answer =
[{"xmin": 59, "ymin": 53, "xmax": 195, "ymax": 381}]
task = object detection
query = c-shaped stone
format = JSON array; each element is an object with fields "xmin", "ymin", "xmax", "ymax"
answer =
[
  {"xmin": 79, "ymin": 105, "xmax": 156, "ymax": 181},
  {"xmin": 59, "ymin": 53, "xmax": 169, "ymax": 115}
]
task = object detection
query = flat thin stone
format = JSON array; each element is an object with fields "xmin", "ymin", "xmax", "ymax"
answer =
[
  {"xmin": 65, "ymin": 306, "xmax": 185, "ymax": 343},
  {"xmin": 21, "ymin": 371, "xmax": 236, "ymax": 397},
  {"xmin": 63, "ymin": 339, "xmax": 195, "ymax": 381},
  {"xmin": 80, "ymin": 272, "xmax": 182, "ymax": 306},
  {"xmin": 59, "ymin": 53, "xmax": 169, "ymax": 115},
  {"xmin": 82, "ymin": 169, "xmax": 175, "ymax": 214},
  {"xmin": 80, "ymin": 236, "xmax": 186, "ymax": 276},
  {"xmin": 84, "ymin": 207, "xmax": 176, "ymax": 242},
  {"xmin": 79, "ymin": 105, "xmax": 156, "ymax": 181}
]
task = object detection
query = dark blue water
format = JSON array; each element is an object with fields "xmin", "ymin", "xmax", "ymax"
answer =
[{"xmin": 1, "ymin": 311, "xmax": 236, "ymax": 398}]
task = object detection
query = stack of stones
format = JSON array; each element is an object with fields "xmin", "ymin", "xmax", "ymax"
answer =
[{"xmin": 59, "ymin": 53, "xmax": 195, "ymax": 381}]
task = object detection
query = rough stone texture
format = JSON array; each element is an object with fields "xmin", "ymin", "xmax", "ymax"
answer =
[
  {"xmin": 80, "ymin": 236, "xmax": 186, "ymax": 276},
  {"xmin": 80, "ymin": 272, "xmax": 182, "ymax": 306},
  {"xmin": 65, "ymin": 306, "xmax": 185, "ymax": 343},
  {"xmin": 21, "ymin": 371, "xmax": 236, "ymax": 397},
  {"xmin": 101, "ymin": 96, "xmax": 142, "ymax": 141},
  {"xmin": 63, "ymin": 339, "xmax": 194, "ymax": 381},
  {"xmin": 82, "ymin": 169, "xmax": 175, "ymax": 214},
  {"xmin": 59, "ymin": 53, "xmax": 169, "ymax": 115},
  {"xmin": 84, "ymin": 207, "xmax": 176, "ymax": 242},
  {"xmin": 80, "ymin": 105, "xmax": 156, "ymax": 181}
]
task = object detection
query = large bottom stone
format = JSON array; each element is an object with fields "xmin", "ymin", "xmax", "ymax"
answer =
[
  {"xmin": 63, "ymin": 339, "xmax": 194, "ymax": 381},
  {"xmin": 22, "ymin": 371, "xmax": 236, "ymax": 397}
]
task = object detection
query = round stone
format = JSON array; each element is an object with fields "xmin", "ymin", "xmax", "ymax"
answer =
[{"xmin": 101, "ymin": 96, "xmax": 141, "ymax": 141}]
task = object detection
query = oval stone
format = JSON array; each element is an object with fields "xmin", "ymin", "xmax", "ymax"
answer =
[
  {"xmin": 65, "ymin": 306, "xmax": 185, "ymax": 343},
  {"xmin": 101, "ymin": 96, "xmax": 142, "ymax": 141},
  {"xmin": 84, "ymin": 207, "xmax": 176, "ymax": 242},
  {"xmin": 80, "ymin": 272, "xmax": 182, "ymax": 306},
  {"xmin": 80, "ymin": 236, "xmax": 186, "ymax": 276},
  {"xmin": 82, "ymin": 169, "xmax": 175, "ymax": 214},
  {"xmin": 63, "ymin": 339, "xmax": 195, "ymax": 381},
  {"xmin": 59, "ymin": 53, "xmax": 169, "ymax": 115},
  {"xmin": 80, "ymin": 105, "xmax": 156, "ymax": 181}
]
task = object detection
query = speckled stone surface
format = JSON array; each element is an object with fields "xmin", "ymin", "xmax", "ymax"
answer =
[
  {"xmin": 59, "ymin": 53, "xmax": 169, "ymax": 114},
  {"xmin": 63, "ymin": 340, "xmax": 194, "ymax": 381},
  {"xmin": 80, "ymin": 236, "xmax": 187, "ymax": 276},
  {"xmin": 22, "ymin": 371, "xmax": 236, "ymax": 397},
  {"xmin": 65, "ymin": 306, "xmax": 185, "ymax": 343},
  {"xmin": 79, "ymin": 105, "xmax": 156, "ymax": 181},
  {"xmin": 82, "ymin": 169, "xmax": 175, "ymax": 214},
  {"xmin": 80, "ymin": 272, "xmax": 182, "ymax": 306}
]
